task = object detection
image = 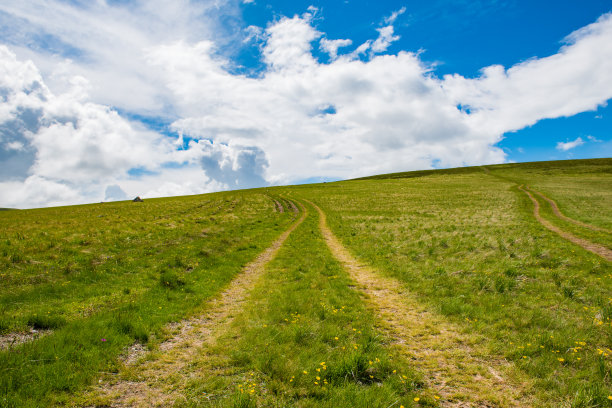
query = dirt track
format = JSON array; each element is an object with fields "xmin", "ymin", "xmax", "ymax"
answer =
[
  {"xmin": 530, "ymin": 189, "xmax": 611, "ymax": 234},
  {"xmin": 519, "ymin": 186, "xmax": 612, "ymax": 262},
  {"xmin": 87, "ymin": 200, "xmax": 306, "ymax": 407},
  {"xmin": 307, "ymin": 199, "xmax": 533, "ymax": 408}
]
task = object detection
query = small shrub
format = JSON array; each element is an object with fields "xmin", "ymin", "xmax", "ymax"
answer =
[
  {"xmin": 26, "ymin": 314, "xmax": 66, "ymax": 330},
  {"xmin": 504, "ymin": 268, "xmax": 518, "ymax": 278},
  {"xmin": 115, "ymin": 317, "xmax": 149, "ymax": 343},
  {"xmin": 160, "ymin": 270, "xmax": 185, "ymax": 289}
]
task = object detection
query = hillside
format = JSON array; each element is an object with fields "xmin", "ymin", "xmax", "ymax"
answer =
[{"xmin": 0, "ymin": 159, "xmax": 610, "ymax": 407}]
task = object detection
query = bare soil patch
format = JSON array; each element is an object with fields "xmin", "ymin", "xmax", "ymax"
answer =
[
  {"xmin": 274, "ymin": 200, "xmax": 284, "ymax": 213},
  {"xmin": 0, "ymin": 329, "xmax": 50, "ymax": 350},
  {"xmin": 308, "ymin": 199, "xmax": 534, "ymax": 408},
  {"xmin": 286, "ymin": 199, "xmax": 299, "ymax": 214}
]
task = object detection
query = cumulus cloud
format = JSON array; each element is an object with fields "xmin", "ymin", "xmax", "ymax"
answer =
[
  {"xmin": 556, "ymin": 137, "xmax": 585, "ymax": 151},
  {"xmin": 0, "ymin": 0, "xmax": 234, "ymax": 113},
  {"xmin": 443, "ymin": 13, "xmax": 612, "ymax": 135},
  {"xmin": 320, "ymin": 38, "xmax": 352, "ymax": 60},
  {"xmin": 262, "ymin": 12, "xmax": 321, "ymax": 71},
  {"xmin": 0, "ymin": 46, "xmax": 224, "ymax": 208},
  {"xmin": 1, "ymin": 2, "xmax": 612, "ymax": 209}
]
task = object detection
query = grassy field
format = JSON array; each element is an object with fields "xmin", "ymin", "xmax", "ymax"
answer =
[
  {"xmin": 173, "ymin": 200, "xmax": 424, "ymax": 407},
  {"xmin": 0, "ymin": 191, "xmax": 295, "ymax": 406},
  {"xmin": 300, "ymin": 158, "xmax": 611, "ymax": 406},
  {"xmin": 0, "ymin": 158, "xmax": 610, "ymax": 407}
]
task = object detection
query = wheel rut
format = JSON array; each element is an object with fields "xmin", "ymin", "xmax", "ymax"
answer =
[
  {"xmin": 519, "ymin": 186, "xmax": 612, "ymax": 262},
  {"xmin": 530, "ymin": 189, "xmax": 611, "ymax": 234},
  {"xmin": 307, "ymin": 199, "xmax": 533, "ymax": 408},
  {"xmin": 84, "ymin": 201, "xmax": 306, "ymax": 407}
]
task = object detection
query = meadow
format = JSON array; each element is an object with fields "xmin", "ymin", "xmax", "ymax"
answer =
[
  {"xmin": 0, "ymin": 158, "xmax": 610, "ymax": 407},
  {"xmin": 0, "ymin": 191, "xmax": 295, "ymax": 406}
]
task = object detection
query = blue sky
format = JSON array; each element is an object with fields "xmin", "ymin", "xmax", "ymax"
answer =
[
  {"xmin": 234, "ymin": 0, "xmax": 612, "ymax": 163},
  {"xmin": 237, "ymin": 0, "xmax": 609, "ymax": 76},
  {"xmin": 0, "ymin": 0, "xmax": 611, "ymax": 207}
]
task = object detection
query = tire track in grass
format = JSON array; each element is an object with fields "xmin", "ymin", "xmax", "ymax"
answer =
[
  {"xmin": 519, "ymin": 186, "xmax": 612, "ymax": 262},
  {"xmin": 529, "ymin": 188, "xmax": 611, "ymax": 234},
  {"xmin": 307, "ymin": 199, "xmax": 534, "ymax": 408},
  {"xmin": 181, "ymin": 199, "xmax": 425, "ymax": 407},
  {"xmin": 83, "ymin": 200, "xmax": 306, "ymax": 407}
]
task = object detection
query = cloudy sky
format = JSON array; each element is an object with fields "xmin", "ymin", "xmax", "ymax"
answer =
[{"xmin": 1, "ymin": 0, "xmax": 611, "ymax": 208}]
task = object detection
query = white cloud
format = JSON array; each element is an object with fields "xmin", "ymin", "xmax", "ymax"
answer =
[
  {"xmin": 587, "ymin": 135, "xmax": 602, "ymax": 142},
  {"xmin": 556, "ymin": 137, "xmax": 585, "ymax": 151},
  {"xmin": 5, "ymin": 141, "xmax": 25, "ymax": 151},
  {"xmin": 384, "ymin": 7, "xmax": 406, "ymax": 24},
  {"xmin": 443, "ymin": 13, "xmax": 612, "ymax": 136},
  {"xmin": 0, "ymin": 45, "xmax": 225, "ymax": 208},
  {"xmin": 370, "ymin": 25, "xmax": 400, "ymax": 54},
  {"xmin": 1, "ymin": 4, "xmax": 612, "ymax": 209},
  {"xmin": 262, "ymin": 12, "xmax": 321, "ymax": 71},
  {"xmin": 320, "ymin": 38, "xmax": 352, "ymax": 60},
  {"xmin": 0, "ymin": 0, "xmax": 234, "ymax": 114}
]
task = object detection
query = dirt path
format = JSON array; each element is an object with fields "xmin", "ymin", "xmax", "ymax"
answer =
[
  {"xmin": 307, "ymin": 199, "xmax": 533, "ymax": 408},
  {"xmin": 530, "ymin": 189, "xmax": 611, "ymax": 234},
  {"xmin": 519, "ymin": 186, "xmax": 612, "ymax": 262},
  {"xmin": 84, "ymin": 203, "xmax": 306, "ymax": 407}
]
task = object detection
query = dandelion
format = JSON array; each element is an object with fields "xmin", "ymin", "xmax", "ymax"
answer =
[
  {"xmin": 303, "ymin": 370, "xmax": 308, "ymax": 374},
  {"xmin": 558, "ymin": 358, "xmax": 565, "ymax": 362},
  {"xmin": 334, "ymin": 337, "xmax": 339, "ymax": 340},
  {"xmin": 434, "ymin": 395, "xmax": 440, "ymax": 400},
  {"xmin": 413, "ymin": 397, "xmax": 420, "ymax": 402}
]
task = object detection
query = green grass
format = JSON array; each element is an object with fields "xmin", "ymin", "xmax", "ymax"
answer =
[
  {"xmin": 0, "ymin": 190, "xmax": 294, "ymax": 407},
  {"xmin": 485, "ymin": 159, "xmax": 612, "ymax": 249},
  {"xmin": 175, "ymin": 200, "xmax": 427, "ymax": 407},
  {"xmin": 0, "ymin": 158, "xmax": 610, "ymax": 407},
  {"xmin": 297, "ymin": 160, "xmax": 611, "ymax": 407}
]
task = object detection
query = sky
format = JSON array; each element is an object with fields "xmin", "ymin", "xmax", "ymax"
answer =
[{"xmin": 0, "ymin": 0, "xmax": 611, "ymax": 208}]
